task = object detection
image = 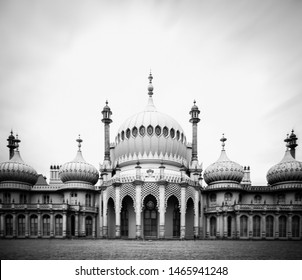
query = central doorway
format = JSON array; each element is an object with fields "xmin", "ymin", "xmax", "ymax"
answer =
[{"xmin": 143, "ymin": 195, "xmax": 158, "ymax": 238}]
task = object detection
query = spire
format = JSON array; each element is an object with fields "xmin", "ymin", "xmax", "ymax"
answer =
[
  {"xmin": 76, "ymin": 134, "xmax": 82, "ymax": 151},
  {"xmin": 145, "ymin": 72, "xmax": 156, "ymax": 112},
  {"xmin": 220, "ymin": 133, "xmax": 227, "ymax": 151},
  {"xmin": 148, "ymin": 71, "xmax": 153, "ymax": 96},
  {"xmin": 285, "ymin": 129, "xmax": 298, "ymax": 158},
  {"xmin": 15, "ymin": 134, "xmax": 21, "ymax": 151},
  {"xmin": 7, "ymin": 130, "xmax": 16, "ymax": 160}
]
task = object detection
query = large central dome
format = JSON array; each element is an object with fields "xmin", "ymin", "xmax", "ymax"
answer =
[{"xmin": 113, "ymin": 74, "xmax": 188, "ymax": 166}]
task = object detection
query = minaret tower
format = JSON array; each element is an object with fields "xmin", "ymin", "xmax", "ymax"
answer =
[
  {"xmin": 189, "ymin": 100, "xmax": 200, "ymax": 165},
  {"xmin": 285, "ymin": 129, "xmax": 298, "ymax": 159},
  {"xmin": 101, "ymin": 100, "xmax": 112, "ymax": 169},
  {"xmin": 7, "ymin": 130, "xmax": 19, "ymax": 160}
]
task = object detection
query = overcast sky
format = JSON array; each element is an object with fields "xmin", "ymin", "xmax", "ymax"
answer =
[{"xmin": 0, "ymin": 0, "xmax": 302, "ymax": 185}]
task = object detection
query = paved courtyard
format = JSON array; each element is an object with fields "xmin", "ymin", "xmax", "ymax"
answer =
[{"xmin": 1, "ymin": 239, "xmax": 302, "ymax": 260}]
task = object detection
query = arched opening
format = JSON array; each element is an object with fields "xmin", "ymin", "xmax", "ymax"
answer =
[
  {"xmin": 55, "ymin": 215, "xmax": 63, "ymax": 236},
  {"xmin": 107, "ymin": 197, "xmax": 116, "ymax": 238},
  {"xmin": 85, "ymin": 216, "xmax": 93, "ymax": 237},
  {"xmin": 165, "ymin": 195, "xmax": 180, "ymax": 238},
  {"xmin": 279, "ymin": 216, "xmax": 287, "ymax": 238},
  {"xmin": 292, "ymin": 216, "xmax": 300, "ymax": 238},
  {"xmin": 210, "ymin": 216, "xmax": 216, "ymax": 237},
  {"xmin": 227, "ymin": 216, "xmax": 232, "ymax": 237},
  {"xmin": 143, "ymin": 195, "xmax": 158, "ymax": 239},
  {"xmin": 42, "ymin": 215, "xmax": 50, "ymax": 236},
  {"xmin": 70, "ymin": 215, "xmax": 75, "ymax": 236},
  {"xmin": 17, "ymin": 214, "xmax": 26, "ymax": 236},
  {"xmin": 253, "ymin": 215, "xmax": 261, "ymax": 237},
  {"xmin": 266, "ymin": 215, "xmax": 274, "ymax": 238},
  {"xmin": 5, "ymin": 214, "xmax": 13, "ymax": 236},
  {"xmin": 30, "ymin": 214, "xmax": 38, "ymax": 236},
  {"xmin": 240, "ymin": 215, "xmax": 248, "ymax": 237},
  {"xmin": 120, "ymin": 195, "xmax": 135, "ymax": 238},
  {"xmin": 185, "ymin": 198, "xmax": 194, "ymax": 239}
]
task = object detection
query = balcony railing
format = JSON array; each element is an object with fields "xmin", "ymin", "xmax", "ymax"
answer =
[{"xmin": 0, "ymin": 203, "xmax": 98, "ymax": 213}]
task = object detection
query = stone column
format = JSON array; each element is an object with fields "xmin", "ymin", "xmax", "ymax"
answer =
[
  {"xmin": 206, "ymin": 216, "xmax": 210, "ymax": 238},
  {"xmin": 288, "ymin": 214, "xmax": 292, "ymax": 239},
  {"xmin": 75, "ymin": 213, "xmax": 79, "ymax": 237},
  {"xmin": 37, "ymin": 212, "xmax": 41, "ymax": 237},
  {"xmin": 102, "ymin": 189, "xmax": 108, "ymax": 238},
  {"xmin": 114, "ymin": 184, "xmax": 121, "ymax": 238},
  {"xmin": 12, "ymin": 213, "xmax": 16, "ymax": 237},
  {"xmin": 98, "ymin": 191, "xmax": 103, "ymax": 238},
  {"xmin": 261, "ymin": 215, "xmax": 266, "ymax": 238},
  {"xmin": 274, "ymin": 215, "xmax": 279, "ymax": 239},
  {"xmin": 216, "ymin": 214, "xmax": 220, "ymax": 239},
  {"xmin": 180, "ymin": 184, "xmax": 187, "ymax": 239},
  {"xmin": 134, "ymin": 181, "xmax": 142, "ymax": 239},
  {"xmin": 50, "ymin": 212, "xmax": 54, "ymax": 237},
  {"xmin": 0, "ymin": 213, "xmax": 4, "ymax": 237},
  {"xmin": 62, "ymin": 212, "xmax": 67, "ymax": 238},
  {"xmin": 199, "ymin": 192, "xmax": 204, "ymax": 239},
  {"xmin": 194, "ymin": 188, "xmax": 199, "ymax": 238},
  {"xmin": 81, "ymin": 213, "xmax": 85, "ymax": 237},
  {"xmin": 248, "ymin": 215, "xmax": 253, "ymax": 238},
  {"xmin": 93, "ymin": 215, "xmax": 96, "ymax": 238},
  {"xmin": 223, "ymin": 214, "xmax": 227, "ymax": 238},
  {"xmin": 235, "ymin": 214, "xmax": 240, "ymax": 239},
  {"xmin": 159, "ymin": 183, "xmax": 166, "ymax": 239},
  {"xmin": 25, "ymin": 212, "xmax": 29, "ymax": 238}
]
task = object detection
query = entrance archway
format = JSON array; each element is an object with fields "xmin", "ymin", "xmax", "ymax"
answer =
[
  {"xmin": 107, "ymin": 198, "xmax": 116, "ymax": 238},
  {"xmin": 165, "ymin": 195, "xmax": 180, "ymax": 238},
  {"xmin": 143, "ymin": 195, "xmax": 158, "ymax": 239},
  {"xmin": 121, "ymin": 195, "xmax": 135, "ymax": 238}
]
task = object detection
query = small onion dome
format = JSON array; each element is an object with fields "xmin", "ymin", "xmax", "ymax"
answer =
[
  {"xmin": 266, "ymin": 149, "xmax": 302, "ymax": 185},
  {"xmin": 203, "ymin": 135, "xmax": 244, "ymax": 185},
  {"xmin": 59, "ymin": 137, "xmax": 99, "ymax": 185},
  {"xmin": 0, "ymin": 150, "xmax": 38, "ymax": 185}
]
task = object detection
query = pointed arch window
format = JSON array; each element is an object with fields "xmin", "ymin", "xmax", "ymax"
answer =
[
  {"xmin": 170, "ymin": 128, "xmax": 175, "ymax": 139},
  {"xmin": 254, "ymin": 195, "xmax": 261, "ymax": 204},
  {"xmin": 240, "ymin": 215, "xmax": 248, "ymax": 237},
  {"xmin": 163, "ymin": 126, "xmax": 169, "ymax": 137},
  {"xmin": 18, "ymin": 215, "xmax": 26, "ymax": 236},
  {"xmin": 86, "ymin": 216, "xmax": 93, "ymax": 236},
  {"xmin": 55, "ymin": 215, "xmax": 63, "ymax": 236},
  {"xmin": 30, "ymin": 215, "xmax": 38, "ymax": 236},
  {"xmin": 210, "ymin": 216, "xmax": 216, "ymax": 237},
  {"xmin": 126, "ymin": 128, "xmax": 131, "ymax": 139},
  {"xmin": 5, "ymin": 215, "xmax": 13, "ymax": 236},
  {"xmin": 42, "ymin": 215, "xmax": 50, "ymax": 236},
  {"xmin": 139, "ymin": 125, "xmax": 145, "ymax": 136},
  {"xmin": 279, "ymin": 216, "xmax": 287, "ymax": 237},
  {"xmin": 292, "ymin": 216, "xmax": 300, "ymax": 238},
  {"xmin": 253, "ymin": 215, "xmax": 261, "ymax": 237},
  {"xmin": 266, "ymin": 215, "xmax": 274, "ymax": 237},
  {"xmin": 132, "ymin": 127, "xmax": 138, "ymax": 137},
  {"xmin": 147, "ymin": 125, "xmax": 153, "ymax": 136},
  {"xmin": 155, "ymin": 125, "xmax": 161, "ymax": 136}
]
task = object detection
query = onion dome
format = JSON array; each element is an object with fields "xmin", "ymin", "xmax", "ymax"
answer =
[
  {"xmin": 0, "ymin": 140, "xmax": 38, "ymax": 185},
  {"xmin": 114, "ymin": 73, "xmax": 188, "ymax": 166},
  {"xmin": 203, "ymin": 135, "xmax": 244, "ymax": 185},
  {"xmin": 267, "ymin": 147, "xmax": 302, "ymax": 186},
  {"xmin": 59, "ymin": 136, "xmax": 99, "ymax": 185}
]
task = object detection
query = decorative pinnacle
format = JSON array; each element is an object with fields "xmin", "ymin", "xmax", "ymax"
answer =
[
  {"xmin": 15, "ymin": 134, "xmax": 21, "ymax": 151},
  {"xmin": 220, "ymin": 133, "xmax": 227, "ymax": 150},
  {"xmin": 76, "ymin": 134, "xmax": 82, "ymax": 151},
  {"xmin": 284, "ymin": 133, "xmax": 290, "ymax": 149},
  {"xmin": 148, "ymin": 72, "xmax": 154, "ymax": 96}
]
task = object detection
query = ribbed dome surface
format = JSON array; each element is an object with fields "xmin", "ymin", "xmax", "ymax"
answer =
[
  {"xmin": 267, "ymin": 150, "xmax": 302, "ymax": 185},
  {"xmin": 0, "ymin": 150, "xmax": 38, "ymax": 185},
  {"xmin": 204, "ymin": 150, "xmax": 244, "ymax": 185},
  {"xmin": 114, "ymin": 96, "xmax": 188, "ymax": 164},
  {"xmin": 59, "ymin": 150, "xmax": 99, "ymax": 185}
]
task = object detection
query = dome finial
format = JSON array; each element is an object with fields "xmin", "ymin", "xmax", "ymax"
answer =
[
  {"xmin": 148, "ymin": 71, "xmax": 154, "ymax": 96},
  {"xmin": 220, "ymin": 133, "xmax": 227, "ymax": 151},
  {"xmin": 76, "ymin": 134, "xmax": 82, "ymax": 151},
  {"xmin": 15, "ymin": 134, "xmax": 21, "ymax": 151}
]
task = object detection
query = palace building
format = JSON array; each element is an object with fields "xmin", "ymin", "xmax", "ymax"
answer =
[{"xmin": 0, "ymin": 73, "xmax": 302, "ymax": 240}]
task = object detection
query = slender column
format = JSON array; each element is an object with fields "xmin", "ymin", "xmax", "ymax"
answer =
[
  {"xmin": 115, "ymin": 184, "xmax": 121, "ymax": 238},
  {"xmin": 81, "ymin": 213, "xmax": 85, "ymax": 237},
  {"xmin": 62, "ymin": 212, "xmax": 67, "ymax": 238},
  {"xmin": 159, "ymin": 184, "xmax": 166, "ymax": 239},
  {"xmin": 261, "ymin": 215, "xmax": 266, "ymax": 238},
  {"xmin": 248, "ymin": 215, "xmax": 253, "ymax": 238},
  {"xmin": 194, "ymin": 188, "xmax": 199, "ymax": 238},
  {"xmin": 92, "ymin": 215, "xmax": 96, "ymax": 238},
  {"xmin": 98, "ymin": 191, "xmax": 103, "ymax": 238},
  {"xmin": 206, "ymin": 216, "xmax": 210, "ymax": 238},
  {"xmin": 75, "ymin": 213, "xmax": 79, "ymax": 237},
  {"xmin": 102, "ymin": 189, "xmax": 108, "ymax": 238},
  {"xmin": 199, "ymin": 192, "xmax": 204, "ymax": 239},
  {"xmin": 50, "ymin": 212, "xmax": 54, "ymax": 237},
  {"xmin": 12, "ymin": 213, "xmax": 16, "ymax": 237},
  {"xmin": 0, "ymin": 213, "xmax": 4, "ymax": 237},
  {"xmin": 37, "ymin": 213, "xmax": 41, "ymax": 237},
  {"xmin": 216, "ymin": 214, "xmax": 220, "ymax": 239},
  {"xmin": 25, "ymin": 213, "xmax": 29, "ymax": 238},
  {"xmin": 236, "ymin": 214, "xmax": 240, "ymax": 239},
  {"xmin": 180, "ymin": 184, "xmax": 186, "ymax": 239},
  {"xmin": 134, "ymin": 182, "xmax": 142, "ymax": 239},
  {"xmin": 274, "ymin": 215, "xmax": 279, "ymax": 239},
  {"xmin": 223, "ymin": 214, "xmax": 227, "ymax": 238},
  {"xmin": 288, "ymin": 214, "xmax": 292, "ymax": 239}
]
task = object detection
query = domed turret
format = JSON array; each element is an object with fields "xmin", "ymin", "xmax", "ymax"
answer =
[
  {"xmin": 59, "ymin": 136, "xmax": 99, "ymax": 185},
  {"xmin": 113, "ymin": 73, "xmax": 188, "ymax": 167},
  {"xmin": 267, "ymin": 133, "xmax": 302, "ymax": 186},
  {"xmin": 203, "ymin": 134, "xmax": 244, "ymax": 185},
  {"xmin": 0, "ymin": 136, "xmax": 38, "ymax": 185}
]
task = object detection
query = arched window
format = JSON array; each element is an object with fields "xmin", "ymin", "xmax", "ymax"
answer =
[
  {"xmin": 55, "ymin": 215, "xmax": 63, "ymax": 236},
  {"xmin": 292, "ymin": 216, "xmax": 300, "ymax": 238},
  {"xmin": 18, "ymin": 215, "xmax": 26, "ymax": 236},
  {"xmin": 253, "ymin": 215, "xmax": 261, "ymax": 237},
  {"xmin": 147, "ymin": 125, "xmax": 153, "ymax": 136},
  {"xmin": 210, "ymin": 216, "xmax": 217, "ymax": 237},
  {"xmin": 43, "ymin": 215, "xmax": 50, "ymax": 236},
  {"xmin": 254, "ymin": 195, "xmax": 261, "ymax": 204},
  {"xmin": 277, "ymin": 194, "xmax": 285, "ymax": 204},
  {"xmin": 295, "ymin": 193, "xmax": 302, "ymax": 202},
  {"xmin": 170, "ymin": 128, "xmax": 175, "ymax": 139},
  {"xmin": 209, "ymin": 193, "xmax": 216, "ymax": 206},
  {"xmin": 163, "ymin": 126, "xmax": 169, "ymax": 137},
  {"xmin": 85, "ymin": 194, "xmax": 92, "ymax": 207},
  {"xmin": 5, "ymin": 215, "xmax": 13, "ymax": 236},
  {"xmin": 70, "ymin": 192, "xmax": 77, "ymax": 205},
  {"xmin": 85, "ymin": 216, "xmax": 93, "ymax": 236},
  {"xmin": 121, "ymin": 130, "xmax": 125, "ymax": 140},
  {"xmin": 279, "ymin": 216, "xmax": 287, "ymax": 238},
  {"xmin": 132, "ymin": 127, "xmax": 138, "ymax": 137},
  {"xmin": 176, "ymin": 130, "xmax": 180, "ymax": 140},
  {"xmin": 139, "ymin": 125, "xmax": 145, "ymax": 136},
  {"xmin": 240, "ymin": 215, "xmax": 248, "ymax": 237},
  {"xmin": 224, "ymin": 192, "xmax": 232, "ymax": 204},
  {"xmin": 155, "ymin": 125, "xmax": 161, "ymax": 136},
  {"xmin": 126, "ymin": 128, "xmax": 131, "ymax": 139},
  {"xmin": 266, "ymin": 215, "xmax": 274, "ymax": 237},
  {"xmin": 227, "ymin": 216, "xmax": 232, "ymax": 237},
  {"xmin": 30, "ymin": 215, "xmax": 38, "ymax": 236},
  {"xmin": 4, "ymin": 192, "xmax": 11, "ymax": 204},
  {"xmin": 19, "ymin": 194, "xmax": 27, "ymax": 204},
  {"xmin": 43, "ymin": 195, "xmax": 50, "ymax": 204}
]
